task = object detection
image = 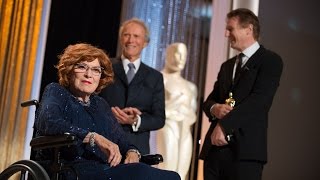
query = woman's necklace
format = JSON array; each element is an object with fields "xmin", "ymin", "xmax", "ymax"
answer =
[
  {"xmin": 78, "ymin": 99, "xmax": 90, "ymax": 106},
  {"xmin": 72, "ymin": 95, "xmax": 91, "ymax": 106}
]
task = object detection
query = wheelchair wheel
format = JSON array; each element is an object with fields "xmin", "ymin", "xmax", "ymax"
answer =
[{"xmin": 0, "ymin": 160, "xmax": 50, "ymax": 180}]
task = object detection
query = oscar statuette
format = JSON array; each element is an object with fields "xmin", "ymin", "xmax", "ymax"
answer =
[
  {"xmin": 225, "ymin": 92, "xmax": 236, "ymax": 143},
  {"xmin": 225, "ymin": 92, "xmax": 235, "ymax": 107}
]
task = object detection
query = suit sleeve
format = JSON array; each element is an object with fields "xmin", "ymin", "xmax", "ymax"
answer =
[
  {"xmin": 138, "ymin": 72, "xmax": 165, "ymax": 132},
  {"xmin": 203, "ymin": 63, "xmax": 227, "ymax": 121}
]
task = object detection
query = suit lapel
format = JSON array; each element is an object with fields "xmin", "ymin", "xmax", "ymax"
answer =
[
  {"xmin": 112, "ymin": 58, "xmax": 151, "ymax": 106},
  {"xmin": 243, "ymin": 47, "xmax": 264, "ymax": 71},
  {"xmin": 130, "ymin": 63, "xmax": 148, "ymax": 85},
  {"xmin": 233, "ymin": 46, "xmax": 265, "ymax": 88},
  {"xmin": 233, "ymin": 46, "xmax": 266, "ymax": 103},
  {"xmin": 127, "ymin": 63, "xmax": 149, "ymax": 105},
  {"xmin": 112, "ymin": 58, "xmax": 128, "ymax": 85},
  {"xmin": 222, "ymin": 57, "xmax": 236, "ymax": 94}
]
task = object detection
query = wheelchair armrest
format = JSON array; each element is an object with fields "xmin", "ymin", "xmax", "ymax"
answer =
[
  {"xmin": 30, "ymin": 133, "xmax": 163, "ymax": 166},
  {"xmin": 30, "ymin": 133, "xmax": 77, "ymax": 150},
  {"xmin": 140, "ymin": 154, "xmax": 163, "ymax": 165}
]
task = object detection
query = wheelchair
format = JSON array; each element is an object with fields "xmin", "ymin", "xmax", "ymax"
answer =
[{"xmin": 0, "ymin": 100, "xmax": 163, "ymax": 180}]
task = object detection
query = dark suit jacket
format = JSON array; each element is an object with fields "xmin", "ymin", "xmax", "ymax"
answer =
[
  {"xmin": 99, "ymin": 58, "xmax": 165, "ymax": 155},
  {"xmin": 199, "ymin": 46, "xmax": 283, "ymax": 163}
]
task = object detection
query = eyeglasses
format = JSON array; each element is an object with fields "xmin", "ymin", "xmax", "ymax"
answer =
[{"xmin": 74, "ymin": 63, "xmax": 104, "ymax": 76}]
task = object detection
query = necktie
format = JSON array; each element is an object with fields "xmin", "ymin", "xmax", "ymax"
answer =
[
  {"xmin": 127, "ymin": 63, "xmax": 135, "ymax": 83},
  {"xmin": 235, "ymin": 53, "xmax": 244, "ymax": 80}
]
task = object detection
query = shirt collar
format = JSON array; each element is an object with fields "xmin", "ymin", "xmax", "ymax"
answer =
[
  {"xmin": 242, "ymin": 41, "xmax": 260, "ymax": 59},
  {"xmin": 121, "ymin": 55, "xmax": 141, "ymax": 73}
]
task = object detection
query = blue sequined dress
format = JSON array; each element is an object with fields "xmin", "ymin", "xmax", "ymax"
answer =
[{"xmin": 34, "ymin": 83, "xmax": 180, "ymax": 180}]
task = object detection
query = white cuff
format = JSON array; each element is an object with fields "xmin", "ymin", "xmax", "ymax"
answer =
[
  {"xmin": 132, "ymin": 114, "xmax": 141, "ymax": 132},
  {"xmin": 210, "ymin": 104, "xmax": 217, "ymax": 119}
]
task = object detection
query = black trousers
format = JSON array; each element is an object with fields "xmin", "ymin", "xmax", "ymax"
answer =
[{"xmin": 203, "ymin": 146, "xmax": 264, "ymax": 180}]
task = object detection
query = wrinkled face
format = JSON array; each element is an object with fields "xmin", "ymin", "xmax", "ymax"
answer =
[
  {"xmin": 120, "ymin": 22, "xmax": 148, "ymax": 61},
  {"xmin": 70, "ymin": 59, "xmax": 102, "ymax": 97},
  {"xmin": 225, "ymin": 17, "xmax": 250, "ymax": 51},
  {"xmin": 166, "ymin": 45, "xmax": 187, "ymax": 71}
]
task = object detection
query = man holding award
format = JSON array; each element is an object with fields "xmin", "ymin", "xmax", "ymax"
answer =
[{"xmin": 199, "ymin": 8, "xmax": 283, "ymax": 180}]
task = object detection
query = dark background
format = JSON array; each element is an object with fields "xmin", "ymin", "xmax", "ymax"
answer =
[
  {"xmin": 40, "ymin": 0, "xmax": 122, "ymax": 95},
  {"xmin": 259, "ymin": 0, "xmax": 320, "ymax": 179}
]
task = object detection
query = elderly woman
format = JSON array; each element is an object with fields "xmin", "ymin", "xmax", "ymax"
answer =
[{"xmin": 34, "ymin": 43, "xmax": 180, "ymax": 180}]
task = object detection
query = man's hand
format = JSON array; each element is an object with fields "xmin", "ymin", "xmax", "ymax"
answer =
[
  {"xmin": 211, "ymin": 103, "xmax": 233, "ymax": 119},
  {"xmin": 210, "ymin": 122, "xmax": 228, "ymax": 146},
  {"xmin": 111, "ymin": 106, "xmax": 141, "ymax": 125}
]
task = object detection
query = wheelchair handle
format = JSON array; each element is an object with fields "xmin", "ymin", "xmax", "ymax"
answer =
[{"xmin": 21, "ymin": 99, "xmax": 39, "ymax": 107}]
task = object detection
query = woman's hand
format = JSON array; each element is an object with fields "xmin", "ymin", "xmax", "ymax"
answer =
[
  {"xmin": 94, "ymin": 133, "xmax": 122, "ymax": 167},
  {"xmin": 124, "ymin": 151, "xmax": 140, "ymax": 164}
]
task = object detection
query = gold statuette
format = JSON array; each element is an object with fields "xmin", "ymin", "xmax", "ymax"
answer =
[{"xmin": 225, "ymin": 92, "xmax": 235, "ymax": 107}]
